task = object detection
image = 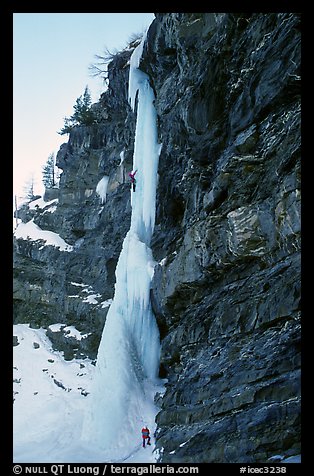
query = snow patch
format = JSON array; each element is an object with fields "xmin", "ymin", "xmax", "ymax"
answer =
[
  {"xmin": 47, "ymin": 324, "xmax": 90, "ymax": 340},
  {"xmin": 29, "ymin": 197, "xmax": 58, "ymax": 210},
  {"xmin": 43, "ymin": 205, "xmax": 57, "ymax": 214},
  {"xmin": 82, "ymin": 294, "xmax": 101, "ymax": 305},
  {"xmin": 100, "ymin": 299, "xmax": 113, "ymax": 308},
  {"xmin": 14, "ymin": 219, "xmax": 73, "ymax": 252}
]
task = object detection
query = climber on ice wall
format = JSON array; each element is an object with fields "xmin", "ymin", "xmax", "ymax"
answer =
[
  {"xmin": 128, "ymin": 169, "xmax": 137, "ymax": 191},
  {"xmin": 141, "ymin": 425, "xmax": 151, "ymax": 447}
]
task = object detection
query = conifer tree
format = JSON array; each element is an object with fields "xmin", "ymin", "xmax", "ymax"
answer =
[
  {"xmin": 58, "ymin": 85, "xmax": 96, "ymax": 135},
  {"xmin": 42, "ymin": 152, "xmax": 59, "ymax": 188}
]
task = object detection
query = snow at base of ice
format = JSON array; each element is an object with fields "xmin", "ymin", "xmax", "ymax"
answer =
[{"xmin": 13, "ymin": 324, "xmax": 160, "ymax": 463}]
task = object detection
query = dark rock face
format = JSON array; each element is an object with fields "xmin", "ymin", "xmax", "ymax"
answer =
[
  {"xmin": 142, "ymin": 13, "xmax": 301, "ymax": 463},
  {"xmin": 13, "ymin": 13, "xmax": 301, "ymax": 462}
]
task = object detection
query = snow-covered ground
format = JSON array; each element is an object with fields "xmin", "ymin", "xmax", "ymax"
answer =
[{"xmin": 13, "ymin": 324, "xmax": 161, "ymax": 463}]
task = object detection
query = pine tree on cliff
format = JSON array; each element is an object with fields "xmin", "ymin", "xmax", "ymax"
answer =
[
  {"xmin": 58, "ymin": 85, "xmax": 96, "ymax": 135},
  {"xmin": 42, "ymin": 152, "xmax": 59, "ymax": 188}
]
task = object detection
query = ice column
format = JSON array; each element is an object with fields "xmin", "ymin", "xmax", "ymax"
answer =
[{"xmin": 82, "ymin": 33, "xmax": 162, "ymax": 460}]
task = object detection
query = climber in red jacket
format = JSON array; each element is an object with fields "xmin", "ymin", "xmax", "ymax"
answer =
[
  {"xmin": 128, "ymin": 169, "xmax": 137, "ymax": 192},
  {"xmin": 141, "ymin": 425, "xmax": 151, "ymax": 447}
]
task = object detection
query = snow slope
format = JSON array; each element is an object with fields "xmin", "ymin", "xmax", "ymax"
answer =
[{"xmin": 13, "ymin": 324, "xmax": 161, "ymax": 463}]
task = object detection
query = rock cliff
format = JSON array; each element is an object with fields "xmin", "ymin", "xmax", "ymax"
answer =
[{"xmin": 13, "ymin": 13, "xmax": 301, "ymax": 462}]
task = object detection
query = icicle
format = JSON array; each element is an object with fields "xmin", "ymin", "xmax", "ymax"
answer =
[
  {"xmin": 96, "ymin": 175, "xmax": 109, "ymax": 204},
  {"xmin": 128, "ymin": 32, "xmax": 147, "ymax": 112}
]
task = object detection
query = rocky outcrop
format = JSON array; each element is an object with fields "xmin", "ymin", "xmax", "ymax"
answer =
[{"xmin": 13, "ymin": 13, "xmax": 301, "ymax": 462}]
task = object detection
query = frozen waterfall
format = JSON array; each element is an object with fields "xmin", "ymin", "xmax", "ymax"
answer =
[{"xmin": 81, "ymin": 34, "xmax": 163, "ymax": 461}]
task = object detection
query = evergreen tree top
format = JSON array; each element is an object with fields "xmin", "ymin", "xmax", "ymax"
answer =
[{"xmin": 58, "ymin": 85, "xmax": 96, "ymax": 135}]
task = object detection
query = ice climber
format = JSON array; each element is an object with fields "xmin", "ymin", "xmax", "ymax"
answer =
[
  {"xmin": 128, "ymin": 169, "xmax": 137, "ymax": 192},
  {"xmin": 141, "ymin": 425, "xmax": 151, "ymax": 448}
]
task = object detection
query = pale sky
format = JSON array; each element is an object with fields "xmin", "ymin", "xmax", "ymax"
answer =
[{"xmin": 13, "ymin": 12, "xmax": 155, "ymax": 204}]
